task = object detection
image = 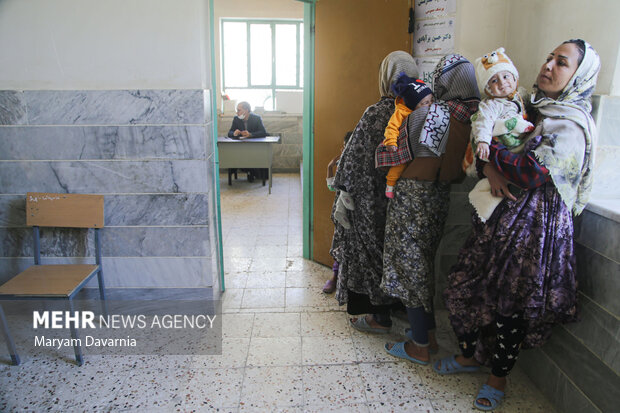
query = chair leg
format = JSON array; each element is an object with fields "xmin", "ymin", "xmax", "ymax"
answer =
[
  {"xmin": 228, "ymin": 169, "xmax": 233, "ymax": 186},
  {"xmin": 97, "ymin": 268, "xmax": 108, "ymax": 318},
  {"xmin": 0, "ymin": 305, "xmax": 20, "ymax": 365},
  {"xmin": 68, "ymin": 299, "xmax": 83, "ymax": 366}
]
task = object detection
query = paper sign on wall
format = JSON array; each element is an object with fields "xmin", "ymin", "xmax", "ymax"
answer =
[
  {"xmin": 413, "ymin": 18, "xmax": 455, "ymax": 57},
  {"xmin": 414, "ymin": 0, "xmax": 456, "ymax": 19}
]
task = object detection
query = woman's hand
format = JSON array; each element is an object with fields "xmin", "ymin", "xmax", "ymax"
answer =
[{"xmin": 483, "ymin": 163, "xmax": 517, "ymax": 201}]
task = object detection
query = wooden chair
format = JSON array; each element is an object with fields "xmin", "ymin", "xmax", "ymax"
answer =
[{"xmin": 0, "ymin": 193, "xmax": 107, "ymax": 366}]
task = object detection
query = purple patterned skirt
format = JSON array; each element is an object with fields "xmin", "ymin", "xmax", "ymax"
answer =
[{"xmin": 443, "ymin": 182, "xmax": 578, "ymax": 365}]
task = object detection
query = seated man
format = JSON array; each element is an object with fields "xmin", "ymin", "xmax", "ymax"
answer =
[{"xmin": 227, "ymin": 101, "xmax": 268, "ymax": 182}]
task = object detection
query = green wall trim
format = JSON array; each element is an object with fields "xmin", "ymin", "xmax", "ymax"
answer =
[
  {"xmin": 209, "ymin": 0, "xmax": 226, "ymax": 292},
  {"xmin": 302, "ymin": 1, "xmax": 315, "ymax": 260}
]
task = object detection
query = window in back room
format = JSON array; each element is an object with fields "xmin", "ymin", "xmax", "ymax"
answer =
[{"xmin": 221, "ymin": 18, "xmax": 303, "ymax": 112}]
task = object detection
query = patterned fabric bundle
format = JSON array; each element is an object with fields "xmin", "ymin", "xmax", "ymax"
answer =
[{"xmin": 530, "ymin": 40, "xmax": 600, "ymax": 214}]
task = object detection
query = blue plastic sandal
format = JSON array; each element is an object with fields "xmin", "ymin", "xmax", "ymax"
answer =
[
  {"xmin": 432, "ymin": 355, "xmax": 480, "ymax": 375},
  {"xmin": 473, "ymin": 383, "xmax": 504, "ymax": 411},
  {"xmin": 349, "ymin": 317, "xmax": 390, "ymax": 334},
  {"xmin": 384, "ymin": 341, "xmax": 429, "ymax": 365}
]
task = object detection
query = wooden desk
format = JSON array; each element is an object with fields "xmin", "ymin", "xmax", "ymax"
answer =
[{"xmin": 217, "ymin": 135, "xmax": 281, "ymax": 194}]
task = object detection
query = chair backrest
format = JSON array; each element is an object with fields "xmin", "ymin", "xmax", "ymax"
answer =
[{"xmin": 26, "ymin": 193, "xmax": 104, "ymax": 228}]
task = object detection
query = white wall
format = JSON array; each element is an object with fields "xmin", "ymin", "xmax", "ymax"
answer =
[
  {"xmin": 0, "ymin": 0, "xmax": 211, "ymax": 90},
  {"xmin": 213, "ymin": 0, "xmax": 303, "ymax": 111},
  {"xmin": 454, "ymin": 0, "xmax": 510, "ymax": 64},
  {"xmin": 453, "ymin": 0, "xmax": 620, "ymax": 95}
]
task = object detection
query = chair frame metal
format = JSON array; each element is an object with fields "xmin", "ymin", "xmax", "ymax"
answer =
[{"xmin": 0, "ymin": 193, "xmax": 107, "ymax": 366}]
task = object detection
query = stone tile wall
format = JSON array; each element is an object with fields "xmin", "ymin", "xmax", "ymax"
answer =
[
  {"xmin": 0, "ymin": 90, "xmax": 221, "ymax": 296},
  {"xmin": 217, "ymin": 114, "xmax": 303, "ymax": 172}
]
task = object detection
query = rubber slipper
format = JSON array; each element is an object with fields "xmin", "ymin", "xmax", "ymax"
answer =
[
  {"xmin": 432, "ymin": 355, "xmax": 480, "ymax": 375},
  {"xmin": 473, "ymin": 383, "xmax": 504, "ymax": 411},
  {"xmin": 384, "ymin": 341, "xmax": 429, "ymax": 365},
  {"xmin": 404, "ymin": 328, "xmax": 439, "ymax": 354},
  {"xmin": 349, "ymin": 316, "xmax": 390, "ymax": 334}
]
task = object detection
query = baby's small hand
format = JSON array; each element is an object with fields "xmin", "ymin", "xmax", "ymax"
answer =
[
  {"xmin": 476, "ymin": 142, "xmax": 490, "ymax": 161},
  {"xmin": 387, "ymin": 145, "xmax": 397, "ymax": 152}
]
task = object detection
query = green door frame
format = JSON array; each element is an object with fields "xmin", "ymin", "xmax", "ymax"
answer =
[
  {"xmin": 301, "ymin": 0, "xmax": 315, "ymax": 259},
  {"xmin": 209, "ymin": 0, "xmax": 226, "ymax": 291}
]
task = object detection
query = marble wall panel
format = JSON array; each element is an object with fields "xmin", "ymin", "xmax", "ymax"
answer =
[
  {"xmin": 277, "ymin": 144, "xmax": 303, "ymax": 158},
  {"xmin": 0, "ymin": 126, "xmax": 206, "ymax": 160},
  {"xmin": 449, "ymin": 176, "xmax": 478, "ymax": 193},
  {"xmin": 273, "ymin": 157, "xmax": 302, "ymax": 171},
  {"xmin": 564, "ymin": 293, "xmax": 620, "ymax": 373},
  {"xmin": 519, "ymin": 348, "xmax": 598, "ymax": 413},
  {"xmin": 0, "ymin": 257, "xmax": 212, "ymax": 288},
  {"xmin": 446, "ymin": 192, "xmax": 474, "ymax": 225},
  {"xmin": 203, "ymin": 90, "xmax": 212, "ymax": 125},
  {"xmin": 0, "ymin": 227, "xmax": 210, "ymax": 257},
  {"xmin": 0, "ymin": 161, "xmax": 208, "ymax": 194},
  {"xmin": 0, "ymin": 194, "xmax": 209, "ymax": 227},
  {"xmin": 105, "ymin": 194, "xmax": 208, "ymax": 226},
  {"xmin": 19, "ymin": 90, "xmax": 205, "ymax": 125},
  {"xmin": 575, "ymin": 209, "xmax": 620, "ymax": 262},
  {"xmin": 0, "ymin": 91, "xmax": 27, "ymax": 125},
  {"xmin": 437, "ymin": 224, "xmax": 471, "ymax": 254},
  {"xmin": 0, "ymin": 89, "xmax": 220, "ymax": 293},
  {"xmin": 542, "ymin": 326, "xmax": 620, "ymax": 413},
  {"xmin": 0, "ymin": 195, "xmax": 24, "ymax": 226},
  {"xmin": 575, "ymin": 244, "xmax": 620, "ymax": 316}
]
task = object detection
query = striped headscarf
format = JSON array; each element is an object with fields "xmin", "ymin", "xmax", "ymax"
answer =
[{"xmin": 378, "ymin": 51, "xmax": 419, "ymax": 97}]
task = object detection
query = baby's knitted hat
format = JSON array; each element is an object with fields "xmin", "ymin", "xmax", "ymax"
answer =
[
  {"xmin": 474, "ymin": 47, "xmax": 519, "ymax": 96},
  {"xmin": 391, "ymin": 73, "xmax": 433, "ymax": 110}
]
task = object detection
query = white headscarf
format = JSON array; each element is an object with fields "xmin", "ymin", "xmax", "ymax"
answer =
[
  {"xmin": 378, "ymin": 51, "xmax": 419, "ymax": 97},
  {"xmin": 530, "ymin": 40, "xmax": 601, "ymax": 214}
]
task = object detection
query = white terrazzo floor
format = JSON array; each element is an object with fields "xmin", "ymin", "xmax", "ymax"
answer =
[{"xmin": 0, "ymin": 173, "xmax": 556, "ymax": 412}]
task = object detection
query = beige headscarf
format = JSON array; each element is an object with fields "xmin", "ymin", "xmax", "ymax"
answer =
[{"xmin": 379, "ymin": 51, "xmax": 419, "ymax": 97}]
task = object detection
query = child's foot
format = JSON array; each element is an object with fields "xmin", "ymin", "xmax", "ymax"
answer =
[
  {"xmin": 322, "ymin": 277, "xmax": 336, "ymax": 293},
  {"xmin": 386, "ymin": 185, "xmax": 394, "ymax": 198}
]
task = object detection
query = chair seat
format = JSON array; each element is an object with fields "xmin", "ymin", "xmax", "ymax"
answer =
[{"xmin": 0, "ymin": 264, "xmax": 99, "ymax": 297}]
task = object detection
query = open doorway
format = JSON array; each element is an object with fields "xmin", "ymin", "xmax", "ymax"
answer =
[{"xmin": 210, "ymin": 0, "xmax": 313, "ymax": 291}]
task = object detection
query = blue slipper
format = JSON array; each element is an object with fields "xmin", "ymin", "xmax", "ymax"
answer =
[
  {"xmin": 350, "ymin": 317, "xmax": 390, "ymax": 334},
  {"xmin": 384, "ymin": 341, "xmax": 429, "ymax": 365},
  {"xmin": 432, "ymin": 355, "xmax": 480, "ymax": 375},
  {"xmin": 404, "ymin": 328, "xmax": 439, "ymax": 354},
  {"xmin": 473, "ymin": 384, "xmax": 504, "ymax": 411}
]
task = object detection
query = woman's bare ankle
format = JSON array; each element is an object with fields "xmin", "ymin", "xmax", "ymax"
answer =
[
  {"xmin": 405, "ymin": 341, "xmax": 430, "ymax": 361},
  {"xmin": 487, "ymin": 374, "xmax": 507, "ymax": 391}
]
